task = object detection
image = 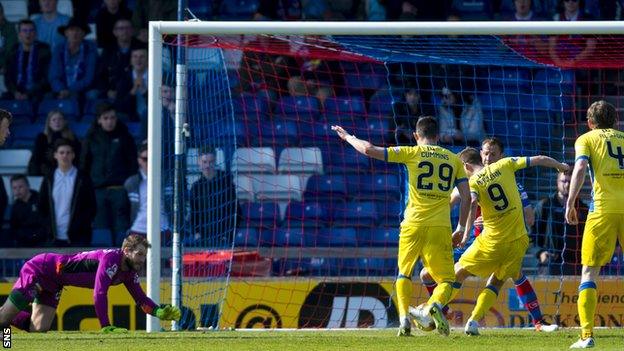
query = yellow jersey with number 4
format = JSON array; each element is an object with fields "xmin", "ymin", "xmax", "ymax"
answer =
[
  {"xmin": 575, "ymin": 128, "xmax": 624, "ymax": 213},
  {"xmin": 386, "ymin": 145, "xmax": 467, "ymax": 226},
  {"xmin": 469, "ymin": 157, "xmax": 529, "ymax": 245}
]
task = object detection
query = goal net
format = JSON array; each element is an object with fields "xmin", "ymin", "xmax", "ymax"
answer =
[{"xmin": 147, "ymin": 22, "xmax": 624, "ymax": 332}]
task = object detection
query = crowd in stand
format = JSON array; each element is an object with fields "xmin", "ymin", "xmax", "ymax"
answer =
[{"xmin": 0, "ymin": 0, "xmax": 621, "ymax": 275}]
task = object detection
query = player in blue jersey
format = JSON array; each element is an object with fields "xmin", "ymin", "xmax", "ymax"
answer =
[
  {"xmin": 0, "ymin": 234, "xmax": 181, "ymax": 332},
  {"xmin": 566, "ymin": 100, "xmax": 624, "ymax": 349}
]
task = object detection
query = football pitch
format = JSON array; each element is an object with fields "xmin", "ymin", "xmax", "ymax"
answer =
[{"xmin": 9, "ymin": 328, "xmax": 624, "ymax": 351}]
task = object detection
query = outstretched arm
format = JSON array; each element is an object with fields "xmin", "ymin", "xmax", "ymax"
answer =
[
  {"xmin": 565, "ymin": 159, "xmax": 588, "ymax": 225},
  {"xmin": 332, "ymin": 125, "xmax": 385, "ymax": 161},
  {"xmin": 529, "ymin": 155, "xmax": 570, "ymax": 172},
  {"xmin": 124, "ymin": 274, "xmax": 181, "ymax": 321}
]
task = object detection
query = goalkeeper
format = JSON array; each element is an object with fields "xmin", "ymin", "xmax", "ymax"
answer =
[{"xmin": 0, "ymin": 234, "xmax": 181, "ymax": 332}]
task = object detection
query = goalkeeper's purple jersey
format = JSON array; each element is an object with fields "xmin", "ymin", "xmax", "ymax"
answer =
[{"xmin": 38, "ymin": 249, "xmax": 157, "ymax": 327}]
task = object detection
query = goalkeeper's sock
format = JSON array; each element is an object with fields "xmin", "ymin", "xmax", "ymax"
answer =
[
  {"xmin": 427, "ymin": 282, "xmax": 453, "ymax": 307},
  {"xmin": 514, "ymin": 275, "xmax": 543, "ymax": 324},
  {"xmin": 470, "ymin": 285, "xmax": 499, "ymax": 321},
  {"xmin": 396, "ymin": 274, "xmax": 413, "ymax": 320},
  {"xmin": 11, "ymin": 311, "xmax": 31, "ymax": 331},
  {"xmin": 578, "ymin": 281, "xmax": 597, "ymax": 339},
  {"xmin": 423, "ymin": 281, "xmax": 437, "ymax": 296}
]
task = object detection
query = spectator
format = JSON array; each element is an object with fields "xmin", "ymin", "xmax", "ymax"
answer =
[
  {"xmin": 124, "ymin": 141, "xmax": 170, "ymax": 238},
  {"xmin": 9, "ymin": 175, "xmax": 45, "ymax": 247},
  {"xmin": 28, "ymin": 110, "xmax": 81, "ymax": 176},
  {"xmin": 4, "ymin": 19, "xmax": 52, "ymax": 102},
  {"xmin": 392, "ymin": 88, "xmax": 424, "ymax": 145},
  {"xmin": 254, "ymin": 0, "xmax": 303, "ymax": 20},
  {"xmin": 30, "ymin": 0, "xmax": 70, "ymax": 51},
  {"xmin": 97, "ymin": 19, "xmax": 145, "ymax": 101},
  {"xmin": 534, "ymin": 168, "xmax": 588, "ymax": 275},
  {"xmin": 39, "ymin": 138, "xmax": 96, "ymax": 246},
  {"xmin": 131, "ymin": 0, "xmax": 177, "ymax": 43},
  {"xmin": 436, "ymin": 87, "xmax": 463, "ymax": 144},
  {"xmin": 114, "ymin": 47, "xmax": 148, "ymax": 122},
  {"xmin": 506, "ymin": 0, "xmax": 548, "ymax": 20},
  {"xmin": 81, "ymin": 103, "xmax": 137, "ymax": 246},
  {"xmin": 95, "ymin": 0, "xmax": 133, "ymax": 49},
  {"xmin": 48, "ymin": 17, "xmax": 98, "ymax": 100},
  {"xmin": 188, "ymin": 146, "xmax": 239, "ymax": 247},
  {"xmin": 0, "ymin": 3, "xmax": 17, "ymax": 73}
]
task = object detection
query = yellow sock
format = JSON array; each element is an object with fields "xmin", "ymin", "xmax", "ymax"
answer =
[
  {"xmin": 578, "ymin": 282, "xmax": 597, "ymax": 339},
  {"xmin": 470, "ymin": 285, "xmax": 499, "ymax": 321},
  {"xmin": 427, "ymin": 282, "xmax": 453, "ymax": 306},
  {"xmin": 448, "ymin": 282, "xmax": 462, "ymax": 304},
  {"xmin": 396, "ymin": 276, "xmax": 413, "ymax": 318}
]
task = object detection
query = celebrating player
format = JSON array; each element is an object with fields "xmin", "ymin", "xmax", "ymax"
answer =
[
  {"xmin": 565, "ymin": 100, "xmax": 624, "ymax": 349},
  {"xmin": 332, "ymin": 116, "xmax": 471, "ymax": 337},
  {"xmin": 451, "ymin": 147, "xmax": 568, "ymax": 336},
  {"xmin": 0, "ymin": 234, "xmax": 181, "ymax": 332}
]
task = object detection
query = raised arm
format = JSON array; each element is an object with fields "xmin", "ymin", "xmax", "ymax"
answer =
[
  {"xmin": 331, "ymin": 125, "xmax": 385, "ymax": 161},
  {"xmin": 528, "ymin": 155, "xmax": 570, "ymax": 172},
  {"xmin": 124, "ymin": 274, "xmax": 181, "ymax": 322},
  {"xmin": 565, "ymin": 159, "xmax": 588, "ymax": 225}
]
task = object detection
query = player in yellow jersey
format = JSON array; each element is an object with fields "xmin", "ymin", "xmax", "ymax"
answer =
[
  {"xmin": 565, "ymin": 100, "xmax": 624, "ymax": 349},
  {"xmin": 332, "ymin": 116, "xmax": 471, "ymax": 337},
  {"xmin": 453, "ymin": 147, "xmax": 568, "ymax": 336}
]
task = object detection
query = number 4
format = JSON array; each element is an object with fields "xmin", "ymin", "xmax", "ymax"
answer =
[{"xmin": 606, "ymin": 141, "xmax": 624, "ymax": 169}]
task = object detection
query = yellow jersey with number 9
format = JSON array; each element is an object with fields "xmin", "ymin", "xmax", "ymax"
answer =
[
  {"xmin": 575, "ymin": 128, "xmax": 624, "ymax": 213},
  {"xmin": 469, "ymin": 157, "xmax": 529, "ymax": 245},
  {"xmin": 385, "ymin": 145, "xmax": 467, "ymax": 226}
]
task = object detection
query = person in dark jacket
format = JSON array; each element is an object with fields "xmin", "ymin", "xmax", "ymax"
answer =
[
  {"xmin": 27, "ymin": 109, "xmax": 81, "ymax": 176},
  {"xmin": 39, "ymin": 138, "xmax": 96, "ymax": 246},
  {"xmin": 81, "ymin": 103, "xmax": 137, "ymax": 245},
  {"xmin": 188, "ymin": 146, "xmax": 239, "ymax": 247},
  {"xmin": 9, "ymin": 175, "xmax": 45, "ymax": 247}
]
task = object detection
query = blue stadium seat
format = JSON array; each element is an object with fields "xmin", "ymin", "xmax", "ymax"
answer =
[
  {"xmin": 359, "ymin": 258, "xmax": 396, "ymax": 276},
  {"xmin": 357, "ymin": 227, "xmax": 400, "ymax": 247},
  {"xmin": 298, "ymin": 120, "xmax": 335, "ymax": 146},
  {"xmin": 259, "ymin": 120, "xmax": 299, "ymax": 146},
  {"xmin": 188, "ymin": 0, "xmax": 213, "ymax": 18},
  {"xmin": 377, "ymin": 201, "xmax": 403, "ymax": 227},
  {"xmin": 369, "ymin": 90, "xmax": 395, "ymax": 115},
  {"xmin": 323, "ymin": 96, "xmax": 366, "ymax": 118},
  {"xmin": 219, "ymin": 0, "xmax": 259, "ymax": 19},
  {"xmin": 303, "ymin": 175, "xmax": 348, "ymax": 202},
  {"xmin": 234, "ymin": 227, "xmax": 259, "ymax": 247},
  {"xmin": 241, "ymin": 202, "xmax": 280, "ymax": 228},
  {"xmin": 38, "ymin": 98, "xmax": 80, "ymax": 121},
  {"xmin": 321, "ymin": 146, "xmax": 369, "ymax": 173},
  {"xmin": 0, "ymin": 100, "xmax": 34, "ymax": 123},
  {"xmin": 332, "ymin": 202, "xmax": 378, "ymax": 228},
  {"xmin": 285, "ymin": 201, "xmax": 328, "ymax": 227},
  {"xmin": 329, "ymin": 257, "xmax": 360, "ymax": 276},
  {"xmin": 315, "ymin": 227, "xmax": 357, "ymax": 247},
  {"xmin": 451, "ymin": 0, "xmax": 489, "ymax": 20},
  {"xmin": 276, "ymin": 96, "xmax": 320, "ymax": 118},
  {"xmin": 83, "ymin": 99, "xmax": 111, "ymax": 122},
  {"xmin": 361, "ymin": 118, "xmax": 391, "ymax": 145},
  {"xmin": 91, "ymin": 228, "xmax": 113, "ymax": 247},
  {"xmin": 126, "ymin": 122, "xmax": 142, "ymax": 140},
  {"xmin": 478, "ymin": 93, "xmax": 506, "ymax": 111},
  {"xmin": 73, "ymin": 122, "xmax": 91, "ymax": 139},
  {"xmin": 350, "ymin": 174, "xmax": 401, "ymax": 201},
  {"xmin": 489, "ymin": 67, "xmax": 531, "ymax": 92},
  {"xmin": 233, "ymin": 93, "xmax": 268, "ymax": 114},
  {"xmin": 10, "ymin": 124, "xmax": 42, "ymax": 148},
  {"xmin": 272, "ymin": 258, "xmax": 313, "ymax": 276}
]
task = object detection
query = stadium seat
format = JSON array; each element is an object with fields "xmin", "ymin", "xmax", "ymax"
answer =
[
  {"xmin": 241, "ymin": 201, "xmax": 280, "ymax": 228},
  {"xmin": 126, "ymin": 122, "xmax": 141, "ymax": 139},
  {"xmin": 323, "ymin": 96, "xmax": 366, "ymax": 118},
  {"xmin": 262, "ymin": 228, "xmax": 305, "ymax": 247},
  {"xmin": 38, "ymin": 98, "xmax": 80, "ymax": 122},
  {"xmin": 360, "ymin": 118, "xmax": 391, "ymax": 145},
  {"xmin": 233, "ymin": 227, "xmax": 259, "ymax": 247},
  {"xmin": 357, "ymin": 227, "xmax": 400, "ymax": 247},
  {"xmin": 329, "ymin": 257, "xmax": 360, "ymax": 276},
  {"xmin": 234, "ymin": 176, "xmax": 254, "ymax": 202},
  {"xmin": 272, "ymin": 257, "xmax": 331, "ymax": 276},
  {"xmin": 219, "ymin": 0, "xmax": 259, "ymax": 19},
  {"xmin": 27, "ymin": 176, "xmax": 44, "ymax": 193},
  {"xmin": 356, "ymin": 258, "xmax": 396, "ymax": 276},
  {"xmin": 188, "ymin": 0, "xmax": 214, "ymax": 18},
  {"xmin": 233, "ymin": 93, "xmax": 268, "ymax": 114},
  {"xmin": 478, "ymin": 93, "xmax": 506, "ymax": 111},
  {"xmin": 10, "ymin": 124, "xmax": 42, "ymax": 148},
  {"xmin": 0, "ymin": 100, "xmax": 34, "ymax": 123},
  {"xmin": 82, "ymin": 99, "xmax": 110, "ymax": 122},
  {"xmin": 368, "ymin": 90, "xmax": 395, "ymax": 115},
  {"xmin": 0, "ymin": 149, "xmax": 31, "ymax": 174},
  {"xmin": 451, "ymin": 0, "xmax": 489, "ymax": 20},
  {"xmin": 277, "ymin": 147, "xmax": 323, "ymax": 175},
  {"xmin": 2, "ymin": 0, "xmax": 28, "ymax": 22},
  {"xmin": 331, "ymin": 202, "xmax": 378, "ymax": 228},
  {"xmin": 377, "ymin": 201, "xmax": 403, "ymax": 227},
  {"xmin": 91, "ymin": 228, "xmax": 113, "ymax": 247},
  {"xmin": 303, "ymin": 175, "xmax": 348, "ymax": 202},
  {"xmin": 298, "ymin": 120, "xmax": 334, "ymax": 146},
  {"xmin": 321, "ymin": 146, "xmax": 369, "ymax": 174},
  {"xmin": 253, "ymin": 174, "xmax": 303, "ymax": 201},
  {"xmin": 284, "ymin": 201, "xmax": 328, "ymax": 227},
  {"xmin": 231, "ymin": 147, "xmax": 276, "ymax": 174},
  {"xmin": 315, "ymin": 227, "xmax": 357, "ymax": 247},
  {"xmin": 72, "ymin": 122, "xmax": 91, "ymax": 139},
  {"xmin": 57, "ymin": 0, "xmax": 73, "ymax": 16},
  {"xmin": 276, "ymin": 96, "xmax": 320, "ymax": 117},
  {"xmin": 259, "ymin": 120, "xmax": 299, "ymax": 146},
  {"xmin": 350, "ymin": 174, "xmax": 401, "ymax": 201}
]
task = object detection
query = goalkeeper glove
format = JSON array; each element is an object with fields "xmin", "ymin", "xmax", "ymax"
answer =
[
  {"xmin": 101, "ymin": 325, "xmax": 128, "ymax": 333},
  {"xmin": 155, "ymin": 304, "xmax": 182, "ymax": 321}
]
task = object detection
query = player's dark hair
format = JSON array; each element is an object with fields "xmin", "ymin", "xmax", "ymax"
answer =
[
  {"xmin": 122, "ymin": 234, "xmax": 151, "ymax": 251},
  {"xmin": 559, "ymin": 163, "xmax": 574, "ymax": 177},
  {"xmin": 458, "ymin": 147, "xmax": 482, "ymax": 166},
  {"xmin": 415, "ymin": 116, "xmax": 438, "ymax": 139},
  {"xmin": 0, "ymin": 109, "xmax": 12, "ymax": 124},
  {"xmin": 198, "ymin": 145, "xmax": 215, "ymax": 156},
  {"xmin": 138, "ymin": 140, "xmax": 148, "ymax": 154},
  {"xmin": 10, "ymin": 174, "xmax": 29, "ymax": 186},
  {"xmin": 18, "ymin": 19, "xmax": 36, "ymax": 32},
  {"xmin": 481, "ymin": 137, "xmax": 505, "ymax": 154},
  {"xmin": 587, "ymin": 100, "xmax": 617, "ymax": 129}
]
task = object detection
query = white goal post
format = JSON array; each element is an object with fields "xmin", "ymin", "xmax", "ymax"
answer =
[{"xmin": 146, "ymin": 20, "xmax": 624, "ymax": 332}]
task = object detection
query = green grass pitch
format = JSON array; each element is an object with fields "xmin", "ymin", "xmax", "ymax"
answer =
[{"xmin": 10, "ymin": 328, "xmax": 624, "ymax": 351}]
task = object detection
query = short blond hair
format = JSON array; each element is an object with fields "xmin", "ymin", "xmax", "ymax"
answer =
[{"xmin": 122, "ymin": 234, "xmax": 151, "ymax": 251}]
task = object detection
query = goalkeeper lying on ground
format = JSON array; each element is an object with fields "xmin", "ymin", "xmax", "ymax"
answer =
[{"xmin": 0, "ymin": 234, "xmax": 181, "ymax": 332}]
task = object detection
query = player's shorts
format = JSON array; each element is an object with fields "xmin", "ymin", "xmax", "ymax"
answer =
[
  {"xmin": 397, "ymin": 224, "xmax": 455, "ymax": 284},
  {"xmin": 10, "ymin": 254, "xmax": 62, "ymax": 310},
  {"xmin": 458, "ymin": 234, "xmax": 529, "ymax": 281},
  {"xmin": 582, "ymin": 212, "xmax": 624, "ymax": 267}
]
